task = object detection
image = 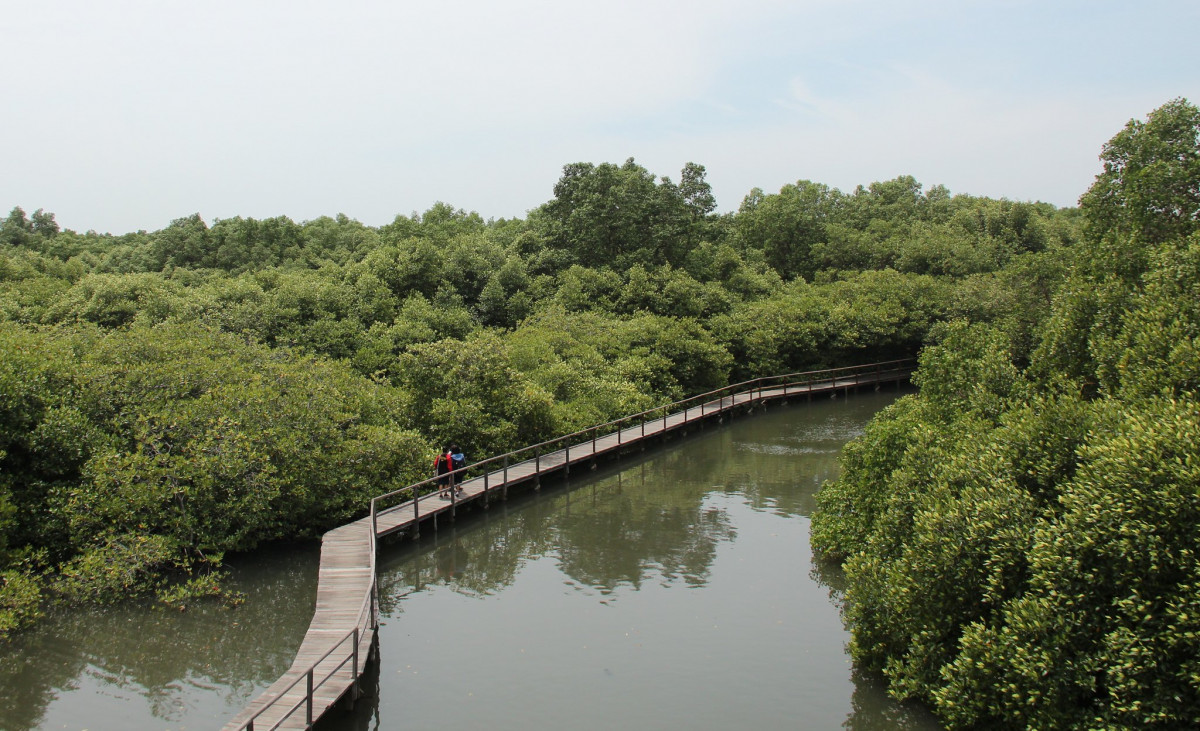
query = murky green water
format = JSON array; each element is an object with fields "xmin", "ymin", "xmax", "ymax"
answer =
[{"xmin": 1, "ymin": 388, "xmax": 940, "ymax": 730}]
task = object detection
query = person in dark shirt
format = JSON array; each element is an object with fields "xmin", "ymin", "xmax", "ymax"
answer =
[{"xmin": 434, "ymin": 446, "xmax": 454, "ymax": 498}]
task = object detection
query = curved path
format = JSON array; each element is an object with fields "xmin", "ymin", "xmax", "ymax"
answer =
[{"xmin": 222, "ymin": 360, "xmax": 914, "ymax": 730}]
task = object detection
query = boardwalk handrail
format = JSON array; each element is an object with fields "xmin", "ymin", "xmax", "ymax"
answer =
[
  {"xmin": 370, "ymin": 358, "xmax": 916, "ymax": 517},
  {"xmin": 235, "ymin": 523, "xmax": 377, "ymax": 731},
  {"xmin": 232, "ymin": 358, "xmax": 913, "ymax": 729}
]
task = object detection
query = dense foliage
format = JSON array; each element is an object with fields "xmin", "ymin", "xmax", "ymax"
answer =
[
  {"xmin": 812, "ymin": 98, "xmax": 1200, "ymax": 728},
  {"xmin": 1, "ymin": 151, "xmax": 1076, "ymax": 638}
]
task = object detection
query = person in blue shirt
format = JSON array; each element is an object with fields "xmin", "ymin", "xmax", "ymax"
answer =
[{"xmin": 450, "ymin": 444, "xmax": 466, "ymax": 496}]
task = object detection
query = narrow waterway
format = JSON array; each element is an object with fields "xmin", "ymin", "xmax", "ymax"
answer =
[
  {"xmin": 321, "ymin": 389, "xmax": 938, "ymax": 730},
  {"xmin": 0, "ymin": 388, "xmax": 940, "ymax": 730}
]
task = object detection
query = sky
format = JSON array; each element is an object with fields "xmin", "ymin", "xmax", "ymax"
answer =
[{"xmin": 3, "ymin": 0, "xmax": 1198, "ymax": 235}]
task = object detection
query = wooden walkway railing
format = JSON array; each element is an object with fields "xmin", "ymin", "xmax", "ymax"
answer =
[{"xmin": 222, "ymin": 359, "xmax": 915, "ymax": 730}]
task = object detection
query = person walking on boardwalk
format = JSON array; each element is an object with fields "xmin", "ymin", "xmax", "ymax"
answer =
[
  {"xmin": 450, "ymin": 444, "xmax": 466, "ymax": 496},
  {"xmin": 434, "ymin": 445, "xmax": 454, "ymax": 498}
]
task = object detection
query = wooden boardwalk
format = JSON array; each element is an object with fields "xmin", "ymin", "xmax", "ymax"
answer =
[
  {"xmin": 222, "ymin": 520, "xmax": 377, "ymax": 730},
  {"xmin": 222, "ymin": 360, "xmax": 913, "ymax": 730}
]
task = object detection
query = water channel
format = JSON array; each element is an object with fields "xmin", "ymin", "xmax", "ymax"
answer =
[{"xmin": 2, "ymin": 388, "xmax": 940, "ymax": 730}]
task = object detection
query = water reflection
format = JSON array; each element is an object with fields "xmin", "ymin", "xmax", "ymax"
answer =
[
  {"xmin": 553, "ymin": 466, "xmax": 736, "ymax": 592},
  {"xmin": 842, "ymin": 667, "xmax": 943, "ymax": 731},
  {"xmin": 809, "ymin": 551, "xmax": 938, "ymax": 729},
  {"xmin": 0, "ymin": 542, "xmax": 319, "ymax": 731},
  {"xmin": 323, "ymin": 389, "xmax": 940, "ymax": 731}
]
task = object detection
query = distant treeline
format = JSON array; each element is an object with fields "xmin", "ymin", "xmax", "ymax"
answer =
[
  {"xmin": 813, "ymin": 98, "xmax": 1200, "ymax": 728},
  {"xmin": 1, "ymin": 149, "xmax": 1076, "ymax": 640}
]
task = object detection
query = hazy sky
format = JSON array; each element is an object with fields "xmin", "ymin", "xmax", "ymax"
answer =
[{"xmin": 3, "ymin": 0, "xmax": 1198, "ymax": 234}]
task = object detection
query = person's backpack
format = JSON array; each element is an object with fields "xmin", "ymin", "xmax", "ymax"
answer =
[{"xmin": 451, "ymin": 451, "xmax": 466, "ymax": 470}]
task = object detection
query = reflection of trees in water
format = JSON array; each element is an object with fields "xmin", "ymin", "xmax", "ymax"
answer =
[
  {"xmin": 725, "ymin": 407, "xmax": 856, "ymax": 518},
  {"xmin": 842, "ymin": 667, "xmax": 941, "ymax": 731},
  {"xmin": 807, "ymin": 492, "xmax": 940, "ymax": 731},
  {"xmin": 0, "ymin": 542, "xmax": 319, "ymax": 731},
  {"xmin": 379, "ymin": 445, "xmax": 741, "ymax": 604},
  {"xmin": 379, "ymin": 500, "xmax": 559, "ymax": 604},
  {"xmin": 380, "ymin": 406, "xmax": 875, "ymax": 606},
  {"xmin": 808, "ymin": 545, "xmax": 849, "ymax": 606},
  {"xmin": 553, "ymin": 463, "xmax": 735, "ymax": 592}
]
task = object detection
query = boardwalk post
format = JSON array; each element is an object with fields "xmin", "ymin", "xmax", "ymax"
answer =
[
  {"xmin": 503, "ymin": 454, "xmax": 509, "ymax": 500},
  {"xmin": 353, "ymin": 627, "xmax": 360, "ymax": 687},
  {"xmin": 306, "ymin": 669, "xmax": 314, "ymax": 726},
  {"xmin": 565, "ymin": 441, "xmax": 570, "ymax": 477},
  {"xmin": 592, "ymin": 425, "xmax": 597, "ymax": 453}
]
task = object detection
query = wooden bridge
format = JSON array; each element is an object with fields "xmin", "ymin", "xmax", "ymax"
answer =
[{"xmin": 221, "ymin": 359, "xmax": 914, "ymax": 730}]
